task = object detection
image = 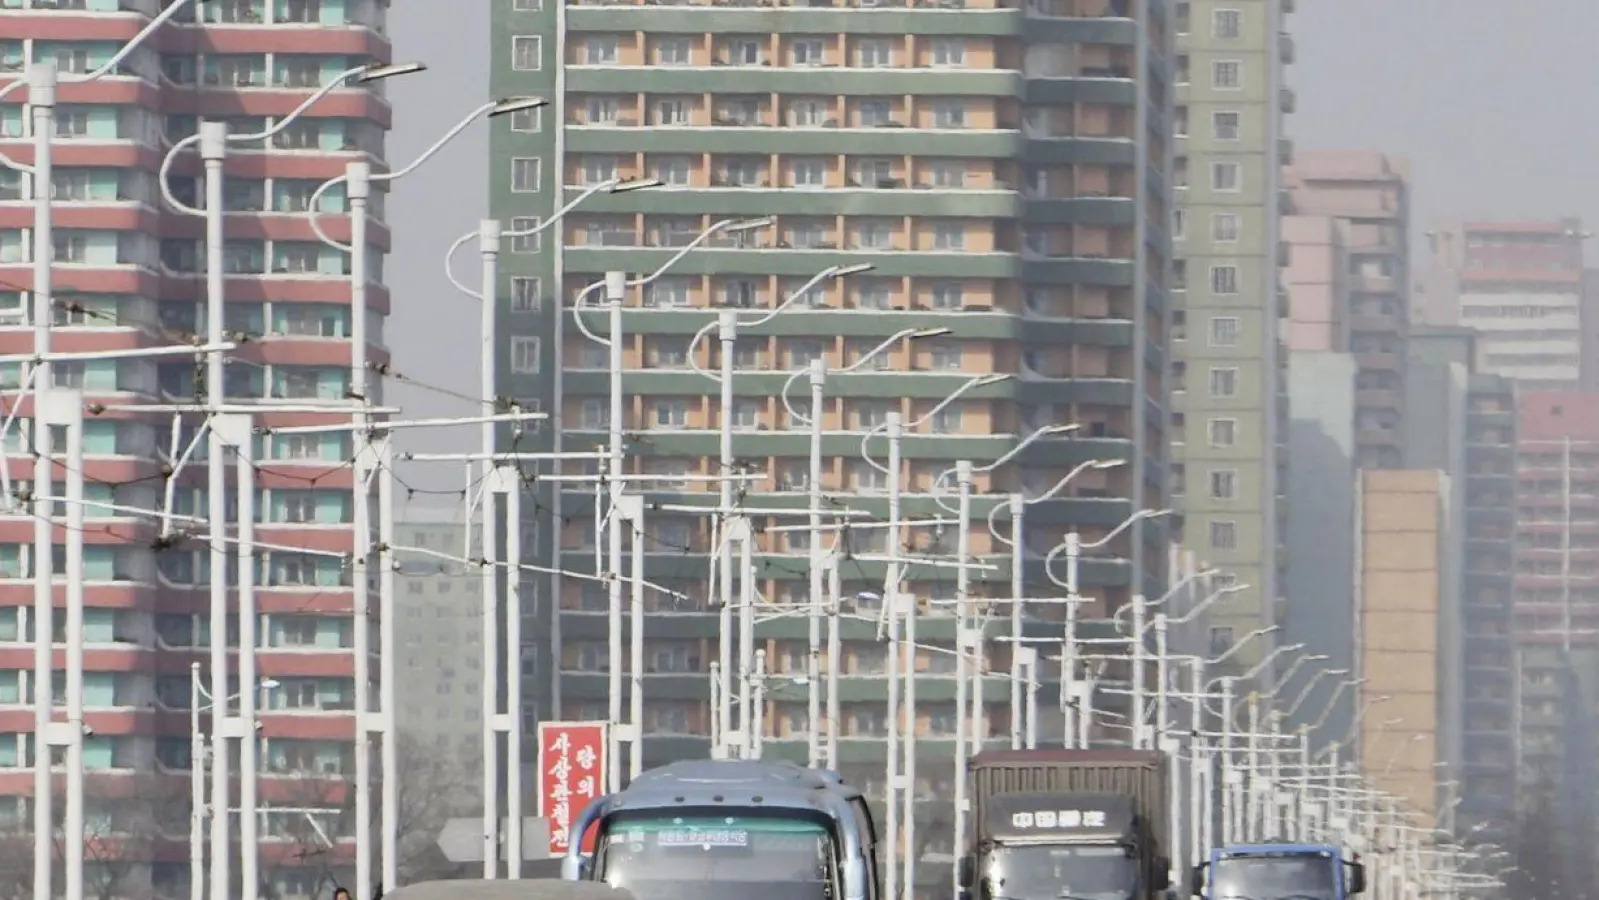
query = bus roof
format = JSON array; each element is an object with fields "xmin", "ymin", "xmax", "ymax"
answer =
[{"xmin": 607, "ymin": 760, "xmax": 864, "ymax": 815}]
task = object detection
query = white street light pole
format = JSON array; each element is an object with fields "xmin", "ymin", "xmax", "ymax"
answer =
[
  {"xmin": 28, "ymin": 62, "xmax": 57, "ymax": 900},
  {"xmin": 806, "ymin": 360, "xmax": 825, "ymax": 768},
  {"xmin": 951, "ymin": 460, "xmax": 973, "ymax": 900},
  {"xmin": 883, "ymin": 411, "xmax": 903, "ymax": 900}
]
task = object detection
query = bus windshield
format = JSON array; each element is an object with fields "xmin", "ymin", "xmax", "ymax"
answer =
[{"xmin": 596, "ymin": 813, "xmax": 838, "ymax": 900}]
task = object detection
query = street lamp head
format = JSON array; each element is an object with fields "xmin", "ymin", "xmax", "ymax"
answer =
[
  {"xmin": 909, "ymin": 327, "xmax": 953, "ymax": 339},
  {"xmin": 260, "ymin": 679, "xmax": 281, "ymax": 690},
  {"xmin": 488, "ymin": 96, "xmax": 549, "ymax": 117},
  {"xmin": 726, "ymin": 216, "xmax": 774, "ymax": 232},
  {"xmin": 1044, "ymin": 423, "xmax": 1081, "ymax": 436},
  {"xmin": 830, "ymin": 263, "xmax": 875, "ymax": 277},
  {"xmin": 1090, "ymin": 459, "xmax": 1124, "ymax": 470},
  {"xmin": 357, "ymin": 61, "xmax": 427, "ymax": 82},
  {"xmin": 611, "ymin": 177, "xmax": 662, "ymax": 193},
  {"xmin": 975, "ymin": 374, "xmax": 1012, "ymax": 387}
]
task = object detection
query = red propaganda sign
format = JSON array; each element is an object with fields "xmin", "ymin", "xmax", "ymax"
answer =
[{"xmin": 537, "ymin": 720, "xmax": 609, "ymax": 858}]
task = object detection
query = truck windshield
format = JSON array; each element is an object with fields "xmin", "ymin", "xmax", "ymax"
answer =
[
  {"xmin": 1211, "ymin": 855, "xmax": 1339, "ymax": 900},
  {"xmin": 596, "ymin": 813, "xmax": 838, "ymax": 900},
  {"xmin": 985, "ymin": 844, "xmax": 1138, "ymax": 900}
]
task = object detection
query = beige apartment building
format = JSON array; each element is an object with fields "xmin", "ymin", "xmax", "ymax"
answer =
[
  {"xmin": 1358, "ymin": 469, "xmax": 1456, "ymax": 822},
  {"xmin": 1173, "ymin": 0, "xmax": 1291, "ymax": 653}
]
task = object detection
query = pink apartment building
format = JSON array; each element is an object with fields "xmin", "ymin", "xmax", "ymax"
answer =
[{"xmin": 1283, "ymin": 150, "xmax": 1411, "ymax": 469}]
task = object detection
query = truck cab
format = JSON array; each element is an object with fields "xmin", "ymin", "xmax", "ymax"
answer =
[
  {"xmin": 963, "ymin": 793, "xmax": 1170, "ymax": 900},
  {"xmin": 563, "ymin": 760, "xmax": 879, "ymax": 900},
  {"xmin": 1191, "ymin": 843, "xmax": 1365, "ymax": 900}
]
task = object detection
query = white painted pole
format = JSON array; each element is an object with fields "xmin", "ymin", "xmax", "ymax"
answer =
[
  {"xmin": 883, "ymin": 411, "xmax": 902, "ymax": 900},
  {"xmin": 1131, "ymin": 593, "xmax": 1147, "ymax": 749},
  {"xmin": 605, "ymin": 272, "xmax": 626, "ymax": 781},
  {"xmin": 60, "ymin": 391, "xmax": 84, "ymax": 900},
  {"xmin": 478, "ymin": 221, "xmax": 502, "ymax": 876},
  {"xmin": 806, "ymin": 360, "xmax": 825, "ymax": 768},
  {"xmin": 825, "ymin": 553, "xmax": 841, "ymax": 769},
  {"xmin": 200, "ymin": 119, "xmax": 231, "ymax": 900},
  {"xmin": 1009, "ymin": 495, "xmax": 1024, "ymax": 750},
  {"xmin": 951, "ymin": 461, "xmax": 972, "ymax": 899},
  {"xmin": 716, "ymin": 311, "xmax": 740, "ymax": 755},
  {"xmin": 503, "ymin": 466, "xmax": 524, "ymax": 877},
  {"xmin": 897, "ymin": 423, "xmax": 916, "ymax": 900},
  {"xmin": 737, "ymin": 526, "xmax": 755, "ymax": 756},
  {"xmin": 28, "ymin": 60, "xmax": 58, "ymax": 900},
  {"xmin": 231, "ymin": 414, "xmax": 260, "ymax": 900},
  {"xmin": 1062, "ymin": 532, "xmax": 1080, "ymax": 747},
  {"xmin": 377, "ymin": 436, "xmax": 399, "ymax": 887},
  {"xmin": 191, "ymin": 662, "xmax": 205, "ymax": 900},
  {"xmin": 628, "ymin": 499, "xmax": 646, "ymax": 778}
]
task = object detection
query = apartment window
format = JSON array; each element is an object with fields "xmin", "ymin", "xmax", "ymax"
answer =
[
  {"xmin": 509, "ymin": 217, "xmax": 541, "ymax": 254},
  {"xmin": 929, "ymin": 282, "xmax": 963, "ymax": 310},
  {"xmin": 854, "ymin": 219, "xmax": 893, "ymax": 250},
  {"xmin": 655, "ymin": 38, "xmax": 692, "ymax": 65},
  {"xmin": 645, "ymin": 278, "xmax": 691, "ymax": 308},
  {"xmin": 857, "ymin": 39, "xmax": 892, "ymax": 67},
  {"xmin": 931, "ymin": 222, "xmax": 965, "ymax": 250},
  {"xmin": 581, "ymin": 157, "xmax": 618, "ymax": 185},
  {"xmin": 509, "ymin": 106, "xmax": 541, "ymax": 133},
  {"xmin": 1213, "ymin": 111, "xmax": 1240, "ymax": 140},
  {"xmin": 513, "ymin": 0, "xmax": 541, "ymax": 8},
  {"xmin": 652, "ymin": 401, "xmax": 690, "ymax": 429},
  {"xmin": 930, "ymin": 406, "xmax": 962, "ymax": 434},
  {"xmin": 652, "ymin": 96, "xmax": 692, "ymax": 126},
  {"xmin": 785, "ymin": 97, "xmax": 827, "ymax": 128},
  {"xmin": 728, "ymin": 39, "xmax": 764, "ymax": 65},
  {"xmin": 789, "ymin": 157, "xmax": 826, "ymax": 188},
  {"xmin": 510, "ymin": 157, "xmax": 541, "ymax": 193},
  {"xmin": 1212, "ymin": 60, "xmax": 1241, "ymax": 89},
  {"xmin": 1209, "ymin": 520, "xmax": 1238, "ymax": 550},
  {"xmin": 858, "ymin": 100, "xmax": 892, "ymax": 127},
  {"xmin": 1174, "ymin": 104, "xmax": 1188, "ymax": 137},
  {"xmin": 930, "ymin": 39, "xmax": 965, "ymax": 67},
  {"xmin": 652, "ymin": 156, "xmax": 692, "ymax": 186},
  {"xmin": 1213, "ymin": 8, "xmax": 1242, "ymax": 39},
  {"xmin": 511, "ymin": 36, "xmax": 542, "ymax": 71},
  {"xmin": 1208, "ymin": 626, "xmax": 1233, "ymax": 657},
  {"xmin": 931, "ymin": 100, "xmax": 966, "ymax": 128},
  {"xmin": 1211, "ymin": 162, "xmax": 1241, "ymax": 192},
  {"xmin": 1209, "ymin": 469, "xmax": 1238, "ymax": 501},
  {"xmin": 1208, "ymin": 418, "xmax": 1237, "ymax": 448},
  {"xmin": 510, "ymin": 277, "xmax": 541, "ymax": 312},
  {"xmin": 791, "ymin": 38, "xmax": 825, "ymax": 66},
  {"xmin": 585, "ymin": 36, "xmax": 620, "ymax": 65},
  {"xmin": 1208, "ymin": 367, "xmax": 1238, "ymax": 398},
  {"xmin": 928, "ymin": 161, "xmax": 966, "ymax": 188},
  {"xmin": 1212, "ymin": 213, "xmax": 1240, "ymax": 243},
  {"xmin": 1176, "ymin": 1, "xmax": 1190, "ymax": 34},
  {"xmin": 1208, "ymin": 316, "xmax": 1240, "ymax": 347},
  {"xmin": 585, "ymin": 96, "xmax": 620, "ymax": 124},
  {"xmin": 1173, "ymin": 209, "xmax": 1186, "ymax": 240},
  {"xmin": 509, "ymin": 337, "xmax": 540, "ymax": 374},
  {"xmin": 1210, "ymin": 264, "xmax": 1239, "ymax": 294}
]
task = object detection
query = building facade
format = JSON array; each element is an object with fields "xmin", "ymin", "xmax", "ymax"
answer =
[
  {"xmin": 489, "ymin": 0, "xmax": 1178, "ymax": 891},
  {"xmin": 1405, "ymin": 326, "xmax": 1519, "ymax": 837},
  {"xmin": 1419, "ymin": 219, "xmax": 1592, "ymax": 392},
  {"xmin": 1170, "ymin": 0, "xmax": 1289, "ymax": 662},
  {"xmin": 394, "ymin": 513, "xmax": 482, "ymax": 779},
  {"xmin": 1283, "ymin": 150, "xmax": 1410, "ymax": 469},
  {"xmin": 1356, "ymin": 468, "xmax": 1455, "ymax": 822},
  {"xmin": 0, "ymin": 1, "xmax": 392, "ymax": 897}
]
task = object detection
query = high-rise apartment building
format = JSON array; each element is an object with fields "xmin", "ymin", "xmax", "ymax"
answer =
[
  {"xmin": 1171, "ymin": 0, "xmax": 1289, "ymax": 655},
  {"xmin": 395, "ymin": 513, "xmax": 482, "ymax": 776},
  {"xmin": 1418, "ymin": 219, "xmax": 1593, "ymax": 392},
  {"xmin": 0, "ymin": 2, "xmax": 392, "ymax": 897},
  {"xmin": 1283, "ymin": 151, "xmax": 1410, "ymax": 469},
  {"xmin": 1405, "ymin": 326, "xmax": 1518, "ymax": 837},
  {"xmin": 490, "ymin": 0, "xmax": 1177, "ymax": 890}
]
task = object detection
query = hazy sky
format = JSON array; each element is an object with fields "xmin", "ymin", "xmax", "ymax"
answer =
[{"xmin": 381, "ymin": 0, "xmax": 1597, "ymax": 485}]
